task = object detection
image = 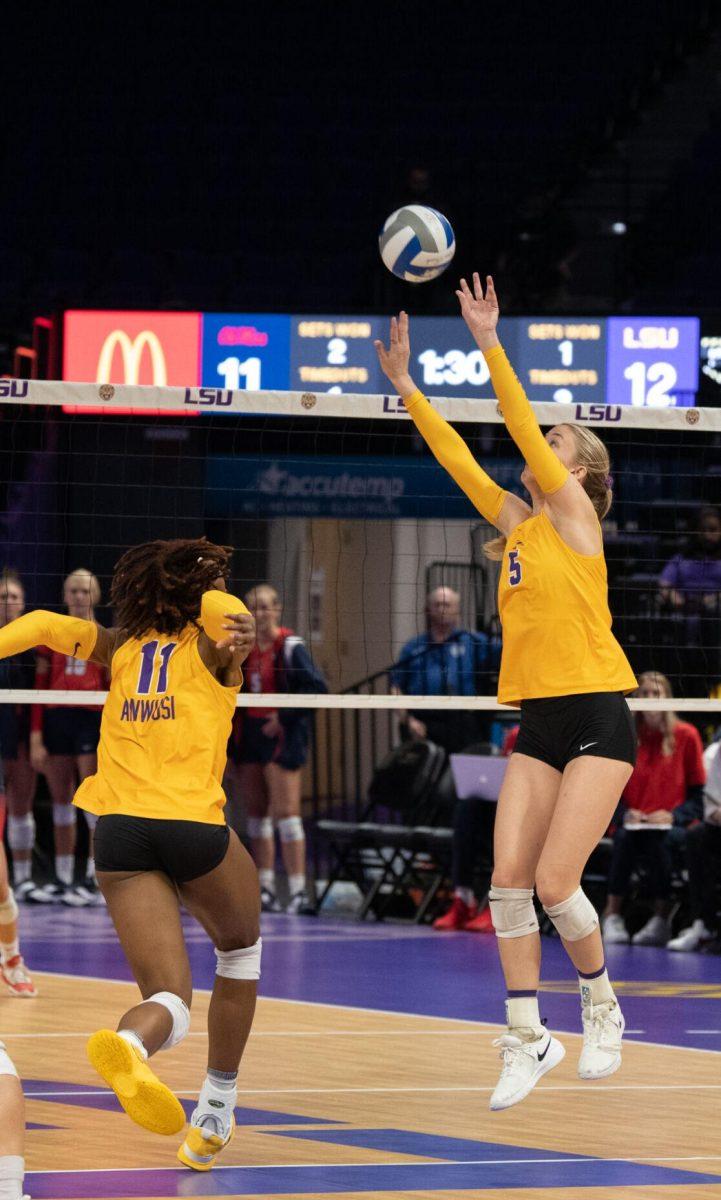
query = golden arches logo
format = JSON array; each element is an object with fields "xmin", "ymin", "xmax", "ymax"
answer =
[{"xmin": 96, "ymin": 330, "xmax": 168, "ymax": 386}]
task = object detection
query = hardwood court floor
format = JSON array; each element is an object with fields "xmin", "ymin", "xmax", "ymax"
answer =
[{"xmin": 9, "ymin": 950, "xmax": 721, "ymax": 1200}]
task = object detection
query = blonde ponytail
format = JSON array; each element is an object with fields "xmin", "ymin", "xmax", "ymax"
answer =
[{"xmin": 483, "ymin": 535, "xmax": 507, "ymax": 562}]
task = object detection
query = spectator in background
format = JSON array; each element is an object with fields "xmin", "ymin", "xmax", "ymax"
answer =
[
  {"xmin": 602, "ymin": 672, "xmax": 705, "ymax": 946},
  {"xmin": 28, "ymin": 570, "xmax": 107, "ymax": 906},
  {"xmin": 433, "ymin": 724, "xmax": 519, "ymax": 933},
  {"xmin": 0, "ymin": 760, "xmax": 36, "ymax": 996},
  {"xmin": 390, "ymin": 586, "xmax": 500, "ymax": 755},
  {"xmin": 659, "ymin": 506, "xmax": 721, "ymax": 611},
  {"xmin": 668, "ymin": 733, "xmax": 721, "ymax": 952},
  {"xmin": 228, "ymin": 585, "xmax": 327, "ymax": 915},
  {"xmin": 0, "ymin": 572, "xmax": 38, "ymax": 899}
]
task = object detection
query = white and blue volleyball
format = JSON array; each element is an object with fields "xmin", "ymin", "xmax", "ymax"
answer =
[{"xmin": 379, "ymin": 205, "xmax": 456, "ymax": 283}]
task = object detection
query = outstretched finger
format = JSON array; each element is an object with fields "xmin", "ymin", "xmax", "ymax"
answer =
[
  {"xmin": 399, "ymin": 310, "xmax": 409, "ymax": 341},
  {"xmin": 486, "ymin": 275, "xmax": 498, "ymax": 306},
  {"xmin": 459, "ymin": 277, "xmax": 473, "ymax": 299},
  {"xmin": 472, "ymin": 272, "xmax": 483, "ymax": 301},
  {"xmin": 390, "ymin": 315, "xmax": 398, "ymax": 344}
]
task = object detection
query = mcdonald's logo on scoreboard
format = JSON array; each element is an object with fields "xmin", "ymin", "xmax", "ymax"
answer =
[{"xmin": 63, "ymin": 311, "xmax": 202, "ymax": 386}]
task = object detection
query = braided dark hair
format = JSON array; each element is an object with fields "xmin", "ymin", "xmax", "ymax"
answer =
[{"xmin": 111, "ymin": 537, "xmax": 233, "ymax": 639}]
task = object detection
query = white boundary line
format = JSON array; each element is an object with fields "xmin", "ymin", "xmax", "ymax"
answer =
[
  {"xmin": 23, "ymin": 1083, "xmax": 721, "ymax": 1097},
  {"xmin": 25, "ymin": 1153, "xmax": 721, "ymax": 1175},
  {"xmin": 26, "ymin": 969, "xmax": 721, "ymax": 1056}
]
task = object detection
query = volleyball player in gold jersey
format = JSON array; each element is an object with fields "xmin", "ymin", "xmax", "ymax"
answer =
[
  {"xmin": 375, "ymin": 277, "xmax": 637, "ymax": 1110},
  {"xmin": 0, "ymin": 538, "xmax": 261, "ymax": 1169}
]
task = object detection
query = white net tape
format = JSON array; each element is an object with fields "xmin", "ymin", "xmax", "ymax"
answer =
[
  {"xmin": 0, "ymin": 692, "xmax": 718, "ymax": 712},
  {"xmin": 3, "ymin": 378, "xmax": 721, "ymax": 429}
]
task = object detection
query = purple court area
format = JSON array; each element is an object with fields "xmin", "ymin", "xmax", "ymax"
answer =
[
  {"xmin": 19, "ymin": 905, "xmax": 721, "ymax": 1052},
  {"xmin": 19, "ymin": 903, "xmax": 721, "ymax": 1198}
]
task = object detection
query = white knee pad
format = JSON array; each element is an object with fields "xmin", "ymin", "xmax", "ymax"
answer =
[
  {"xmin": 0, "ymin": 1042, "xmax": 18, "ymax": 1078},
  {"xmin": 141, "ymin": 991, "xmax": 190, "ymax": 1050},
  {"xmin": 543, "ymin": 887, "xmax": 599, "ymax": 942},
  {"xmin": 488, "ymin": 886, "xmax": 539, "ymax": 939},
  {"xmin": 0, "ymin": 892, "xmax": 18, "ymax": 927},
  {"xmin": 83, "ymin": 811, "xmax": 98, "ymax": 831},
  {"xmin": 7, "ymin": 814, "xmax": 35, "ymax": 852},
  {"xmin": 276, "ymin": 816, "xmax": 304, "ymax": 844},
  {"xmin": 0, "ymin": 1154, "xmax": 25, "ymax": 1200},
  {"xmin": 52, "ymin": 803, "xmax": 76, "ymax": 828},
  {"xmin": 247, "ymin": 816, "xmax": 273, "ymax": 840},
  {"xmin": 215, "ymin": 937, "xmax": 262, "ymax": 980}
]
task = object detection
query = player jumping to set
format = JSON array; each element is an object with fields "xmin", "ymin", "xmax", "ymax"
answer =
[
  {"xmin": 0, "ymin": 538, "xmax": 260, "ymax": 1170},
  {"xmin": 375, "ymin": 278, "xmax": 637, "ymax": 1110}
]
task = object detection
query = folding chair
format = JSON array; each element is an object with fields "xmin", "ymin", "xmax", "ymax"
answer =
[{"xmin": 315, "ymin": 739, "xmax": 454, "ymax": 922}]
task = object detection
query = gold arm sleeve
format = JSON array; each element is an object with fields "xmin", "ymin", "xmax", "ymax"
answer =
[
  {"xmin": 484, "ymin": 345, "xmax": 568, "ymax": 495},
  {"xmin": 200, "ymin": 590, "xmax": 250, "ymax": 644},
  {"xmin": 0, "ymin": 611, "xmax": 98, "ymax": 661},
  {"xmin": 403, "ymin": 389, "xmax": 506, "ymax": 523}
]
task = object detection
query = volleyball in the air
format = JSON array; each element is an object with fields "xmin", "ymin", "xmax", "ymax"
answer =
[{"xmin": 379, "ymin": 205, "xmax": 456, "ymax": 283}]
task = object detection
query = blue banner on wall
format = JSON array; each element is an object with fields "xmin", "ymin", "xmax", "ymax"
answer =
[{"xmin": 206, "ymin": 455, "xmax": 523, "ymax": 520}]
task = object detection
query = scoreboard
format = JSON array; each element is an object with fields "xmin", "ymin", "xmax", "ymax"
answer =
[
  {"xmin": 513, "ymin": 319, "xmax": 606, "ymax": 404},
  {"xmin": 63, "ymin": 310, "xmax": 701, "ymax": 407},
  {"xmin": 290, "ymin": 316, "xmax": 385, "ymax": 392}
]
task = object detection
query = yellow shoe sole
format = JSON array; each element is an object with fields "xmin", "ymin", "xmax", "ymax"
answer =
[
  {"xmin": 87, "ymin": 1029, "xmax": 186, "ymax": 1135},
  {"xmin": 177, "ymin": 1118, "xmax": 235, "ymax": 1171}
]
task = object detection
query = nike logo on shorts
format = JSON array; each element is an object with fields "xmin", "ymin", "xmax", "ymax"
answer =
[
  {"xmin": 579, "ymin": 741, "xmax": 598, "ymax": 751},
  {"xmin": 537, "ymin": 1037, "xmax": 552, "ymax": 1061}
]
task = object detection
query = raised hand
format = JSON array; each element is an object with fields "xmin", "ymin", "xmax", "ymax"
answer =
[
  {"xmin": 217, "ymin": 610, "xmax": 256, "ymax": 660},
  {"xmin": 374, "ymin": 311, "xmax": 415, "ymax": 396},
  {"xmin": 456, "ymin": 273, "xmax": 500, "ymax": 350}
]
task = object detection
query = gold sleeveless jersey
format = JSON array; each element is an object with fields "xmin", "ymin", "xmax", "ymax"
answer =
[
  {"xmin": 74, "ymin": 626, "xmax": 239, "ymax": 824},
  {"xmin": 498, "ymin": 510, "xmax": 637, "ymax": 706}
]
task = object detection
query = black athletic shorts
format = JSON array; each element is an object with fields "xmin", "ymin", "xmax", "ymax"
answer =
[
  {"xmin": 94, "ymin": 814, "xmax": 230, "ymax": 883},
  {"xmin": 44, "ymin": 708, "xmax": 102, "ymax": 756},
  {"xmin": 0, "ymin": 706, "xmax": 30, "ymax": 761},
  {"xmin": 228, "ymin": 715, "xmax": 309, "ymax": 771},
  {"xmin": 514, "ymin": 691, "xmax": 637, "ymax": 773}
]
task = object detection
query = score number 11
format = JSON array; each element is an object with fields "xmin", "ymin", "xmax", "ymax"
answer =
[{"xmin": 217, "ymin": 357, "xmax": 262, "ymax": 390}]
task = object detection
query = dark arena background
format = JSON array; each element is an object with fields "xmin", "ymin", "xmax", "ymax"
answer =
[{"xmin": 1, "ymin": 4, "xmax": 721, "ymax": 1199}]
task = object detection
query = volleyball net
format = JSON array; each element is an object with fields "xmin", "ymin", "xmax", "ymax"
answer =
[{"xmin": 1, "ymin": 378, "xmax": 720, "ymax": 726}]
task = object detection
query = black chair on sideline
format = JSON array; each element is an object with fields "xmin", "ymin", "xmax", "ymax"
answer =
[{"xmin": 315, "ymin": 739, "xmax": 454, "ymax": 923}]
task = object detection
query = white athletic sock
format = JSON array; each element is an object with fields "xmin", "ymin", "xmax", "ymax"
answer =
[
  {"xmin": 455, "ymin": 887, "xmax": 475, "ymax": 907},
  {"xmin": 259, "ymin": 869, "xmax": 275, "ymax": 893},
  {"xmin": 12, "ymin": 861, "xmax": 31, "ymax": 886},
  {"xmin": 85, "ymin": 857, "xmax": 96, "ymax": 881},
  {"xmin": 55, "ymin": 855, "xmax": 74, "ymax": 886},
  {"xmin": 505, "ymin": 992, "xmax": 544, "ymax": 1037},
  {"xmin": 117, "ymin": 1029, "xmax": 148, "ymax": 1061},
  {"xmin": 194, "ymin": 1072, "xmax": 237, "ymax": 1135},
  {"xmin": 288, "ymin": 873, "xmax": 305, "ymax": 897},
  {"xmin": 0, "ymin": 939, "xmax": 19, "ymax": 966},
  {"xmin": 578, "ymin": 966, "xmax": 615, "ymax": 1007},
  {"xmin": 0, "ymin": 1155, "xmax": 24, "ymax": 1200}
]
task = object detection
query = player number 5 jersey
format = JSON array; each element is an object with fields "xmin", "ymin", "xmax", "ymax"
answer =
[{"xmin": 497, "ymin": 510, "xmax": 637, "ymax": 707}]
